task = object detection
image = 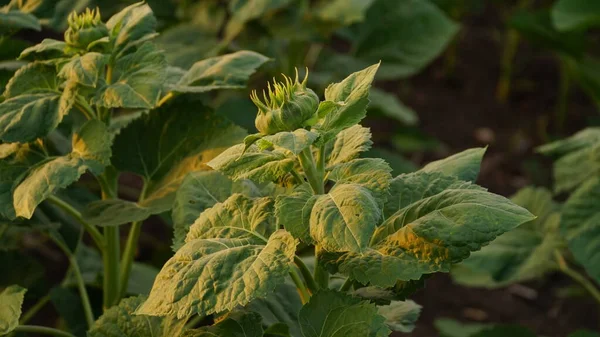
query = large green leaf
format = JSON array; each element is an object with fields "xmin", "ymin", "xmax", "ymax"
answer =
[
  {"xmin": 326, "ymin": 124, "xmax": 372, "ymax": 167},
  {"xmin": 19, "ymin": 39, "xmax": 67, "ymax": 60},
  {"xmin": 88, "ymin": 296, "xmax": 186, "ymax": 337},
  {"xmin": 314, "ymin": 0, "xmax": 376, "ymax": 25},
  {"xmin": 420, "ymin": 147, "xmax": 486, "ymax": 183},
  {"xmin": 0, "ymin": 285, "xmax": 26, "ymax": 335},
  {"xmin": 208, "ymin": 144, "xmax": 295, "ymax": 183},
  {"xmin": 82, "ymin": 199, "xmax": 162, "ymax": 227},
  {"xmin": 435, "ymin": 319, "xmax": 491, "ymax": 337},
  {"xmin": 224, "ymin": 0, "xmax": 293, "ymax": 42},
  {"xmin": 93, "ymin": 42, "xmax": 166, "ymax": 109},
  {"xmin": 13, "ymin": 120, "xmax": 111, "ymax": 219},
  {"xmin": 0, "ymin": 10, "xmax": 40, "ymax": 32},
  {"xmin": 156, "ymin": 25, "xmax": 220, "ymax": 70},
  {"xmin": 353, "ymin": 0, "xmax": 459, "ymax": 79},
  {"xmin": 58, "ymin": 53, "xmax": 107, "ymax": 87},
  {"xmin": 452, "ymin": 187, "xmax": 562, "ymax": 288},
  {"xmin": 537, "ymin": 128, "xmax": 600, "ymax": 156},
  {"xmin": 537, "ymin": 128, "xmax": 600, "ymax": 193},
  {"xmin": 185, "ymin": 193, "xmax": 276, "ymax": 243},
  {"xmin": 471, "ymin": 326, "xmax": 537, "ymax": 337},
  {"xmin": 49, "ymin": 287, "xmax": 87, "ymax": 337},
  {"xmin": 510, "ymin": 9, "xmax": 586, "ymax": 58},
  {"xmin": 377, "ymin": 300, "xmax": 421, "ymax": 333},
  {"xmin": 568, "ymin": 56, "xmax": 600, "ymax": 109},
  {"xmin": 310, "ymin": 183, "xmax": 381, "ymax": 253},
  {"xmin": 0, "ymin": 62, "xmax": 73, "ymax": 143},
  {"xmin": 368, "ymin": 88, "xmax": 418, "ymax": 125},
  {"xmin": 322, "ymin": 172, "xmax": 534, "ymax": 287},
  {"xmin": 561, "ymin": 177, "xmax": 600, "ymax": 283},
  {"xmin": 3, "ymin": 62, "xmax": 58, "ymax": 98},
  {"xmin": 106, "ymin": 2, "xmax": 157, "ymax": 56},
  {"xmin": 170, "ymin": 51, "xmax": 270, "ymax": 93},
  {"xmin": 276, "ymin": 184, "xmax": 316, "ymax": 243},
  {"xmin": 436, "ymin": 320, "xmax": 535, "ymax": 337},
  {"xmin": 259, "ymin": 129, "xmax": 319, "ymax": 156},
  {"xmin": 383, "ymin": 171, "xmax": 482, "ymax": 219},
  {"xmin": 248, "ymin": 283, "xmax": 303, "ymax": 336},
  {"xmin": 328, "ymin": 158, "xmax": 392, "ymax": 206},
  {"xmin": 112, "ymin": 99, "xmax": 245, "ymax": 212},
  {"xmin": 172, "ymin": 170, "xmax": 263, "ymax": 250},
  {"xmin": 552, "ymin": 0, "xmax": 600, "ymax": 31},
  {"xmin": 315, "ymin": 63, "xmax": 379, "ymax": 139},
  {"xmin": 298, "ymin": 290, "xmax": 390, "ymax": 337},
  {"xmin": 137, "ymin": 230, "xmax": 296, "ymax": 318},
  {"xmin": 0, "ymin": 144, "xmax": 44, "ymax": 219},
  {"xmin": 184, "ymin": 311, "xmax": 264, "ymax": 337}
]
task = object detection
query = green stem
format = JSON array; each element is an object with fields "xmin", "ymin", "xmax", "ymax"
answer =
[
  {"xmin": 294, "ymin": 256, "xmax": 318, "ymax": 293},
  {"xmin": 19, "ymin": 295, "xmax": 50, "ymax": 324},
  {"xmin": 74, "ymin": 102, "xmax": 95, "ymax": 120},
  {"xmin": 118, "ymin": 181, "xmax": 148, "ymax": 298},
  {"xmin": 291, "ymin": 169, "xmax": 304, "ymax": 184},
  {"xmin": 99, "ymin": 172, "xmax": 120, "ymax": 309},
  {"xmin": 13, "ymin": 325, "xmax": 76, "ymax": 337},
  {"xmin": 339, "ymin": 278, "xmax": 353, "ymax": 292},
  {"xmin": 289, "ymin": 269, "xmax": 311, "ymax": 304},
  {"xmin": 555, "ymin": 252, "xmax": 600, "ymax": 305},
  {"xmin": 157, "ymin": 92, "xmax": 175, "ymax": 107},
  {"xmin": 298, "ymin": 149, "xmax": 323, "ymax": 195},
  {"xmin": 70, "ymin": 256, "xmax": 95, "ymax": 326},
  {"xmin": 103, "ymin": 226, "xmax": 120, "ymax": 309},
  {"xmin": 316, "ymin": 145, "xmax": 326, "ymax": 179},
  {"xmin": 556, "ymin": 59, "xmax": 571, "ymax": 133},
  {"xmin": 46, "ymin": 195, "xmax": 104, "ymax": 249},
  {"xmin": 50, "ymin": 235, "xmax": 95, "ymax": 327},
  {"xmin": 185, "ymin": 315, "xmax": 206, "ymax": 330},
  {"xmin": 313, "ymin": 246, "xmax": 329, "ymax": 289}
]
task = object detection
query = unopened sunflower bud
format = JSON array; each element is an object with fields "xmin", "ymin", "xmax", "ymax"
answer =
[
  {"xmin": 64, "ymin": 8, "xmax": 108, "ymax": 50},
  {"xmin": 252, "ymin": 69, "xmax": 319, "ymax": 136}
]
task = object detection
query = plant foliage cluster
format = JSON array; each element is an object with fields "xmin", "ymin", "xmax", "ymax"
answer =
[{"xmin": 1, "ymin": 1, "xmax": 599, "ymax": 337}]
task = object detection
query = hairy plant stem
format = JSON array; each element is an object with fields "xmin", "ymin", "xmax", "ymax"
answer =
[
  {"xmin": 339, "ymin": 278, "xmax": 353, "ymax": 292},
  {"xmin": 313, "ymin": 246, "xmax": 329, "ymax": 289},
  {"xmin": 298, "ymin": 147, "xmax": 330, "ymax": 289},
  {"xmin": 50, "ymin": 235, "xmax": 95, "ymax": 327},
  {"xmin": 289, "ymin": 268, "xmax": 311, "ymax": 304},
  {"xmin": 74, "ymin": 102, "xmax": 95, "ymax": 120},
  {"xmin": 555, "ymin": 251, "xmax": 600, "ymax": 305},
  {"xmin": 291, "ymin": 169, "xmax": 304, "ymax": 184},
  {"xmin": 185, "ymin": 315, "xmax": 206, "ymax": 329},
  {"xmin": 99, "ymin": 172, "xmax": 120, "ymax": 309},
  {"xmin": 46, "ymin": 195, "xmax": 104, "ymax": 249},
  {"xmin": 298, "ymin": 148, "xmax": 324, "ymax": 195},
  {"xmin": 157, "ymin": 91, "xmax": 175, "ymax": 107},
  {"xmin": 294, "ymin": 256, "xmax": 319, "ymax": 294},
  {"xmin": 118, "ymin": 181, "xmax": 148, "ymax": 298},
  {"xmin": 13, "ymin": 325, "xmax": 76, "ymax": 337}
]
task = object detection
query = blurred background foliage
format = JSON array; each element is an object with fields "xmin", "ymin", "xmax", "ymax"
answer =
[{"xmin": 2, "ymin": 0, "xmax": 600, "ymax": 335}]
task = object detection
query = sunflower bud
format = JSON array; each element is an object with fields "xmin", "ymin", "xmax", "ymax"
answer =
[
  {"xmin": 252, "ymin": 69, "xmax": 319, "ymax": 136},
  {"xmin": 64, "ymin": 8, "xmax": 108, "ymax": 50}
]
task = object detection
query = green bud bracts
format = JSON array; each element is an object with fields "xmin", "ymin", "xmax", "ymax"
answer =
[
  {"xmin": 64, "ymin": 8, "xmax": 108, "ymax": 50},
  {"xmin": 252, "ymin": 69, "xmax": 319, "ymax": 135}
]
